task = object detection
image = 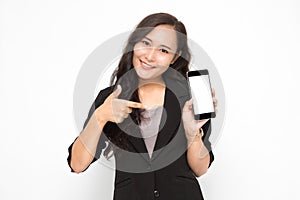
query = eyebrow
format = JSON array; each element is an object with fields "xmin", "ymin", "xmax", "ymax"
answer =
[{"xmin": 144, "ymin": 36, "xmax": 173, "ymax": 51}]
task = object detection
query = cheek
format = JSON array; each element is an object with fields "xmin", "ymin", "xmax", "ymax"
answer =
[
  {"xmin": 157, "ymin": 56, "xmax": 173, "ymax": 66},
  {"xmin": 132, "ymin": 50, "xmax": 143, "ymax": 68},
  {"xmin": 133, "ymin": 49, "xmax": 143, "ymax": 60},
  {"xmin": 132, "ymin": 53, "xmax": 138, "ymax": 67}
]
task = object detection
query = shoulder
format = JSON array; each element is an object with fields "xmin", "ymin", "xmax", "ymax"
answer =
[
  {"xmin": 164, "ymin": 83, "xmax": 190, "ymax": 108},
  {"xmin": 96, "ymin": 86, "xmax": 114, "ymax": 97},
  {"xmin": 94, "ymin": 85, "xmax": 115, "ymax": 107}
]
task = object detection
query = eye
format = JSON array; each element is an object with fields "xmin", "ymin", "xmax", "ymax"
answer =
[
  {"xmin": 141, "ymin": 40, "xmax": 150, "ymax": 46},
  {"xmin": 160, "ymin": 49, "xmax": 169, "ymax": 54}
]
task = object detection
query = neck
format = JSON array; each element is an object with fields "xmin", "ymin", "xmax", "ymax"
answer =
[{"xmin": 138, "ymin": 76, "xmax": 165, "ymax": 87}]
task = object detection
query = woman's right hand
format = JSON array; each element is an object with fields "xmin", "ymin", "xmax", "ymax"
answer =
[{"xmin": 95, "ymin": 85, "xmax": 146, "ymax": 124}]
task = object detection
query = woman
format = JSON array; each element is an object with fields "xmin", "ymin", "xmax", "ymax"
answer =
[{"xmin": 68, "ymin": 12, "xmax": 218, "ymax": 200}]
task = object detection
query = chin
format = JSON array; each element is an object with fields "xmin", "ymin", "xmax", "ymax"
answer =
[{"xmin": 136, "ymin": 72, "xmax": 154, "ymax": 80}]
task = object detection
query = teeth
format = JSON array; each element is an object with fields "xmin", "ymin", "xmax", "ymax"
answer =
[
  {"xmin": 141, "ymin": 61, "xmax": 154, "ymax": 69},
  {"xmin": 143, "ymin": 64, "xmax": 152, "ymax": 68}
]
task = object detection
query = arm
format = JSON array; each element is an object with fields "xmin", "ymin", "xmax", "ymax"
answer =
[
  {"xmin": 70, "ymin": 106, "xmax": 107, "ymax": 173},
  {"xmin": 182, "ymin": 98, "xmax": 215, "ymax": 177},
  {"xmin": 186, "ymin": 129, "xmax": 211, "ymax": 177},
  {"xmin": 68, "ymin": 85, "xmax": 146, "ymax": 173}
]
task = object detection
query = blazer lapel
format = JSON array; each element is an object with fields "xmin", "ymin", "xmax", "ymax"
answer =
[
  {"xmin": 150, "ymin": 87, "xmax": 182, "ymax": 161},
  {"xmin": 127, "ymin": 123, "xmax": 151, "ymax": 163}
]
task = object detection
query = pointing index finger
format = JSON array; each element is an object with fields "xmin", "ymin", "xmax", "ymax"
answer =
[{"xmin": 126, "ymin": 101, "xmax": 147, "ymax": 109}]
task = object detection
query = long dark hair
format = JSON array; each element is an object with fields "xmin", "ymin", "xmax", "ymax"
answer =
[{"xmin": 103, "ymin": 12, "xmax": 191, "ymax": 159}]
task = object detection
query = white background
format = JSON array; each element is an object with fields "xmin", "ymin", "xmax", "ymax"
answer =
[{"xmin": 1, "ymin": 0, "xmax": 300, "ymax": 199}]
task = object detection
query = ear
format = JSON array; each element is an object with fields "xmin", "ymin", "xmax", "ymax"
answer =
[{"xmin": 171, "ymin": 51, "xmax": 182, "ymax": 64}]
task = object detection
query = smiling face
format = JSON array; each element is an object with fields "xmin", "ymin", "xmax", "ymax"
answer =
[{"xmin": 132, "ymin": 25, "xmax": 180, "ymax": 83}]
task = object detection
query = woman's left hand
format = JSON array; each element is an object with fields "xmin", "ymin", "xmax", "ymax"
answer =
[
  {"xmin": 182, "ymin": 88, "xmax": 218, "ymax": 143},
  {"xmin": 212, "ymin": 88, "xmax": 218, "ymax": 114}
]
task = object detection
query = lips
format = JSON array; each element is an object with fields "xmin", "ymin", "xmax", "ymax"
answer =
[{"xmin": 140, "ymin": 60, "xmax": 155, "ymax": 70}]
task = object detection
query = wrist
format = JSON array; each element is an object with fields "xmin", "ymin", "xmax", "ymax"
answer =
[
  {"xmin": 95, "ymin": 105, "xmax": 108, "ymax": 125},
  {"xmin": 187, "ymin": 128, "xmax": 204, "ymax": 144}
]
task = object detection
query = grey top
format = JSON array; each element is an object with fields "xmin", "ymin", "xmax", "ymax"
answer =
[{"xmin": 139, "ymin": 105, "xmax": 164, "ymax": 158}]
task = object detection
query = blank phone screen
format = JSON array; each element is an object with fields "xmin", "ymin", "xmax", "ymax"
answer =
[{"xmin": 189, "ymin": 74, "xmax": 214, "ymax": 115}]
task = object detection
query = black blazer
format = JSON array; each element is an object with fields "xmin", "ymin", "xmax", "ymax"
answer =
[{"xmin": 68, "ymin": 76, "xmax": 214, "ymax": 200}]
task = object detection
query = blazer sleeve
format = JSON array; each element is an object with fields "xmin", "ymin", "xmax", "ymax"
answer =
[
  {"xmin": 202, "ymin": 119, "xmax": 215, "ymax": 168},
  {"xmin": 67, "ymin": 86, "xmax": 113, "ymax": 172}
]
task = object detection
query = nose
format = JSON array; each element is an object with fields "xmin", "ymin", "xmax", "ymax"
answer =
[{"xmin": 145, "ymin": 47, "xmax": 156, "ymax": 62}]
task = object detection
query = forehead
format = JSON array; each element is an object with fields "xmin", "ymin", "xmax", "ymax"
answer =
[{"xmin": 144, "ymin": 25, "xmax": 178, "ymax": 49}]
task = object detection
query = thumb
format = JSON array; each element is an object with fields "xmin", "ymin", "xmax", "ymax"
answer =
[{"xmin": 112, "ymin": 85, "xmax": 122, "ymax": 98}]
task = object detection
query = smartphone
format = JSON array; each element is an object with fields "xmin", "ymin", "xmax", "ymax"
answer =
[{"xmin": 187, "ymin": 69, "xmax": 216, "ymax": 120}]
